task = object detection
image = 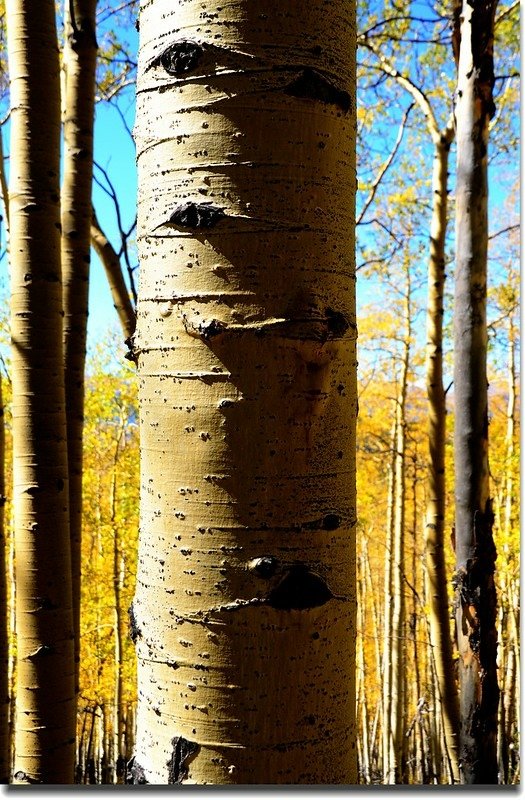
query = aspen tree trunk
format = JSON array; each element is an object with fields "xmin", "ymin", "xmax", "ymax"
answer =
[
  {"xmin": 0, "ymin": 376, "xmax": 7, "ymax": 783},
  {"xmin": 61, "ymin": 0, "xmax": 98, "ymax": 693},
  {"xmin": 424, "ymin": 135, "xmax": 460, "ymax": 783},
  {"xmin": 452, "ymin": 0, "xmax": 499, "ymax": 783},
  {"xmin": 382, "ymin": 420, "xmax": 397, "ymax": 783},
  {"xmin": 110, "ymin": 425, "xmax": 125, "ymax": 782},
  {"xmin": 6, "ymin": 0, "xmax": 76, "ymax": 783},
  {"xmin": 131, "ymin": 0, "xmax": 357, "ymax": 784},
  {"xmin": 390, "ymin": 272, "xmax": 410, "ymax": 784},
  {"xmin": 503, "ymin": 314, "xmax": 517, "ymax": 556}
]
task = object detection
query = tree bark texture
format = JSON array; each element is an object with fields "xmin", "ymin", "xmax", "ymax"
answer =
[
  {"xmin": 424, "ymin": 136, "xmax": 460, "ymax": 783},
  {"xmin": 6, "ymin": 0, "xmax": 76, "ymax": 783},
  {"xmin": 61, "ymin": 0, "xmax": 98, "ymax": 693},
  {"xmin": 132, "ymin": 0, "xmax": 357, "ymax": 784},
  {"xmin": 452, "ymin": 0, "xmax": 499, "ymax": 784}
]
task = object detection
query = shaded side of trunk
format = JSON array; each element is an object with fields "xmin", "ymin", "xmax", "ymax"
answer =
[
  {"xmin": 424, "ymin": 137, "xmax": 460, "ymax": 783},
  {"xmin": 0, "ymin": 376, "xmax": 7, "ymax": 783},
  {"xmin": 61, "ymin": 0, "xmax": 98, "ymax": 691},
  {"xmin": 6, "ymin": 0, "xmax": 76, "ymax": 782},
  {"xmin": 452, "ymin": 0, "xmax": 499, "ymax": 784},
  {"xmin": 131, "ymin": 0, "xmax": 357, "ymax": 783}
]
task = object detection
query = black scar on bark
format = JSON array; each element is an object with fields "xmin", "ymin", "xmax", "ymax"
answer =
[
  {"xmin": 302, "ymin": 513, "xmax": 341, "ymax": 531},
  {"xmin": 251, "ymin": 555, "xmax": 279, "ymax": 578},
  {"xmin": 322, "ymin": 513, "xmax": 341, "ymax": 531},
  {"xmin": 160, "ymin": 41, "xmax": 204, "ymax": 76},
  {"xmin": 28, "ymin": 645, "xmax": 55, "ymax": 659},
  {"xmin": 267, "ymin": 566, "xmax": 333, "ymax": 610},
  {"xmin": 199, "ymin": 319, "xmax": 227, "ymax": 340},
  {"xmin": 125, "ymin": 756, "xmax": 148, "ymax": 784},
  {"xmin": 168, "ymin": 202, "xmax": 226, "ymax": 230},
  {"xmin": 167, "ymin": 737, "xmax": 199, "ymax": 784},
  {"xmin": 325, "ymin": 307, "xmax": 351, "ymax": 338},
  {"xmin": 124, "ymin": 334, "xmax": 138, "ymax": 365},
  {"xmin": 284, "ymin": 68, "xmax": 351, "ymax": 113},
  {"xmin": 13, "ymin": 771, "xmax": 39, "ymax": 784},
  {"xmin": 128, "ymin": 603, "xmax": 141, "ymax": 644}
]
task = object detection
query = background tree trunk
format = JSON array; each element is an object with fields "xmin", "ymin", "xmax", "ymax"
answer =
[
  {"xmin": 131, "ymin": 0, "xmax": 357, "ymax": 783},
  {"xmin": 390, "ymin": 266, "xmax": 410, "ymax": 783},
  {"xmin": 61, "ymin": 0, "xmax": 98, "ymax": 694},
  {"xmin": 6, "ymin": 0, "xmax": 76, "ymax": 782},
  {"xmin": 452, "ymin": 0, "xmax": 499, "ymax": 783},
  {"xmin": 424, "ymin": 135, "xmax": 460, "ymax": 783}
]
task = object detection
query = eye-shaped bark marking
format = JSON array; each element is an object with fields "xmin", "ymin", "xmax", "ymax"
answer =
[
  {"xmin": 184, "ymin": 316, "xmax": 227, "ymax": 341},
  {"xmin": 160, "ymin": 41, "xmax": 204, "ymax": 75},
  {"xmin": 168, "ymin": 202, "xmax": 226, "ymax": 230},
  {"xmin": 249, "ymin": 555, "xmax": 279, "ymax": 578},
  {"xmin": 168, "ymin": 737, "xmax": 199, "ymax": 784},
  {"xmin": 325, "ymin": 307, "xmax": 351, "ymax": 338},
  {"xmin": 285, "ymin": 68, "xmax": 351, "ymax": 113},
  {"xmin": 267, "ymin": 566, "xmax": 333, "ymax": 610},
  {"xmin": 322, "ymin": 513, "xmax": 342, "ymax": 531}
]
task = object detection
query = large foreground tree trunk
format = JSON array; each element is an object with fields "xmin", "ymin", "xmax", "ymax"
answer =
[
  {"xmin": 61, "ymin": 0, "xmax": 98, "ymax": 692},
  {"xmin": 131, "ymin": 0, "xmax": 357, "ymax": 784},
  {"xmin": 452, "ymin": 0, "xmax": 499, "ymax": 784},
  {"xmin": 6, "ymin": 0, "xmax": 76, "ymax": 783}
]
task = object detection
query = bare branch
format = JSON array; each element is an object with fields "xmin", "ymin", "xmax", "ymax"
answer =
[
  {"xmin": 91, "ymin": 205, "xmax": 136, "ymax": 342},
  {"xmin": 357, "ymin": 103, "xmax": 414, "ymax": 225}
]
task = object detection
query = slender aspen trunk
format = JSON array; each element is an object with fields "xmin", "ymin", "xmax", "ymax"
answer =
[
  {"xmin": 390, "ymin": 273, "xmax": 410, "ymax": 783},
  {"xmin": 0, "ymin": 376, "xmax": 7, "ymax": 783},
  {"xmin": 503, "ymin": 315, "xmax": 517, "ymax": 554},
  {"xmin": 356, "ymin": 555, "xmax": 371, "ymax": 784},
  {"xmin": 91, "ymin": 208, "xmax": 136, "ymax": 343},
  {"xmin": 424, "ymin": 136, "xmax": 460, "ymax": 783},
  {"xmin": 6, "ymin": 0, "xmax": 76, "ymax": 782},
  {"xmin": 452, "ymin": 0, "xmax": 499, "ymax": 783},
  {"xmin": 131, "ymin": 0, "xmax": 356, "ymax": 783},
  {"xmin": 61, "ymin": 0, "xmax": 98, "ymax": 691},
  {"xmin": 110, "ymin": 426, "xmax": 125, "ymax": 782},
  {"xmin": 382, "ymin": 420, "xmax": 397, "ymax": 783}
]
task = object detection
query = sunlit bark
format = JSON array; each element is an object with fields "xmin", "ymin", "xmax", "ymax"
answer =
[
  {"xmin": 6, "ymin": 0, "xmax": 75, "ymax": 782},
  {"xmin": 131, "ymin": 0, "xmax": 357, "ymax": 783}
]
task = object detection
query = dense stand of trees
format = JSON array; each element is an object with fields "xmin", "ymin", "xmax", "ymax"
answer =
[{"xmin": 0, "ymin": 0, "xmax": 519, "ymax": 786}]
